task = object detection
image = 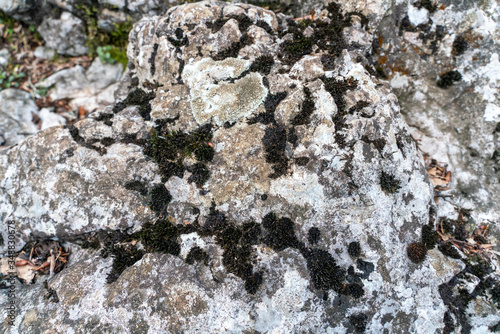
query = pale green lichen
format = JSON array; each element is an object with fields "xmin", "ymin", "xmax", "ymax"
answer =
[{"xmin": 183, "ymin": 58, "xmax": 268, "ymax": 125}]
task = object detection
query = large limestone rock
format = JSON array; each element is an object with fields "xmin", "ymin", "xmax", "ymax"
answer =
[{"xmin": 0, "ymin": 1, "xmax": 498, "ymax": 333}]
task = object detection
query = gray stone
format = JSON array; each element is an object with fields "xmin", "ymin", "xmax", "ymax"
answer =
[
  {"xmin": 38, "ymin": 11, "xmax": 89, "ymax": 56},
  {"xmin": 0, "ymin": 89, "xmax": 38, "ymax": 147},
  {"xmin": 39, "ymin": 57, "xmax": 124, "ymax": 113},
  {"xmin": 0, "ymin": 48, "xmax": 10, "ymax": 68},
  {"xmin": 33, "ymin": 46, "xmax": 56, "ymax": 60},
  {"xmin": 0, "ymin": 1, "xmax": 499, "ymax": 333}
]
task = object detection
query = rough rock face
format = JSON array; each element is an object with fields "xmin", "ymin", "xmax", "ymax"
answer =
[
  {"xmin": 0, "ymin": 89, "xmax": 38, "ymax": 147},
  {"xmin": 38, "ymin": 11, "xmax": 89, "ymax": 56},
  {"xmin": 368, "ymin": 0, "xmax": 500, "ymax": 224},
  {"xmin": 0, "ymin": 1, "xmax": 498, "ymax": 333}
]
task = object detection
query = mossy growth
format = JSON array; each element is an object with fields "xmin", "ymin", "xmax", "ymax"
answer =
[
  {"xmin": 437, "ymin": 70, "xmax": 462, "ymax": 89},
  {"xmin": 321, "ymin": 77, "xmax": 358, "ymax": 148},
  {"xmin": 262, "ymin": 124, "xmax": 289, "ymax": 178},
  {"xmin": 149, "ymin": 184, "xmax": 172, "ymax": 214},
  {"xmin": 202, "ymin": 204, "xmax": 263, "ymax": 294},
  {"xmin": 248, "ymin": 92, "xmax": 287, "ymax": 125},
  {"xmin": 279, "ymin": 3, "xmax": 355, "ymax": 66},
  {"xmin": 43, "ymin": 281, "xmax": 59, "ymax": 303},
  {"xmin": 421, "ymin": 223, "xmax": 438, "ymax": 250},
  {"xmin": 407, "ymin": 242, "xmax": 427, "ymax": 263},
  {"xmin": 307, "ymin": 227, "xmax": 321, "ymax": 245},
  {"xmin": 291, "ymin": 87, "xmax": 315, "ymax": 126},
  {"xmin": 305, "ymin": 248, "xmax": 346, "ymax": 292},
  {"xmin": 414, "ymin": 0, "xmax": 437, "ymax": 13},
  {"xmin": 380, "ymin": 171, "xmax": 401, "ymax": 194},
  {"xmin": 250, "ymin": 55, "xmax": 275, "ymax": 75},
  {"xmin": 186, "ymin": 246, "xmax": 208, "ymax": 265},
  {"xmin": 137, "ymin": 218, "xmax": 181, "ymax": 255},
  {"xmin": 349, "ymin": 313, "xmax": 368, "ymax": 333},
  {"xmin": 124, "ymin": 180, "xmax": 148, "ymax": 196},
  {"xmin": 113, "ymin": 88, "xmax": 156, "ymax": 120},
  {"xmin": 144, "ymin": 124, "xmax": 213, "ymax": 185},
  {"xmin": 348, "ymin": 241, "xmax": 361, "ymax": 257},
  {"xmin": 452, "ymin": 35, "xmax": 468, "ymax": 55},
  {"xmin": 187, "ymin": 163, "xmax": 210, "ymax": 187},
  {"xmin": 262, "ymin": 212, "xmax": 302, "ymax": 251},
  {"xmin": 106, "ymin": 244, "xmax": 144, "ymax": 284},
  {"xmin": 73, "ymin": 0, "xmax": 133, "ymax": 66}
]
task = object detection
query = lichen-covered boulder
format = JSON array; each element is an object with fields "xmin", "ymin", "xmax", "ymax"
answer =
[{"xmin": 1, "ymin": 1, "xmax": 497, "ymax": 333}]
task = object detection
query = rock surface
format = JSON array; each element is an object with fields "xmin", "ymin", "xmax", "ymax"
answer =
[
  {"xmin": 0, "ymin": 89, "xmax": 38, "ymax": 147},
  {"xmin": 0, "ymin": 1, "xmax": 499, "ymax": 334}
]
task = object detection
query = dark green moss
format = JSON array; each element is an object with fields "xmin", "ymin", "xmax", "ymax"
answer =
[
  {"xmin": 193, "ymin": 144, "xmax": 215, "ymax": 162},
  {"xmin": 187, "ymin": 163, "xmax": 210, "ymax": 187},
  {"xmin": 295, "ymin": 157, "xmax": 310, "ymax": 166},
  {"xmin": 186, "ymin": 246, "xmax": 208, "ymax": 265},
  {"xmin": 144, "ymin": 123, "xmax": 214, "ymax": 183},
  {"xmin": 106, "ymin": 244, "xmax": 144, "ymax": 284},
  {"xmin": 437, "ymin": 70, "xmax": 462, "ymax": 89},
  {"xmin": 347, "ymin": 283, "xmax": 365, "ymax": 298},
  {"xmin": 349, "ymin": 313, "xmax": 368, "ymax": 333},
  {"xmin": 291, "ymin": 87, "xmax": 315, "ymax": 126},
  {"xmin": 124, "ymin": 180, "xmax": 148, "ymax": 196},
  {"xmin": 306, "ymin": 248, "xmax": 345, "ymax": 291},
  {"xmin": 114, "ymin": 88, "xmax": 156, "ymax": 120},
  {"xmin": 421, "ymin": 223, "xmax": 438, "ymax": 250},
  {"xmin": 262, "ymin": 124, "xmax": 288, "ymax": 178},
  {"xmin": 380, "ymin": 171, "xmax": 401, "ymax": 194},
  {"xmin": 149, "ymin": 184, "xmax": 172, "ymax": 214},
  {"xmin": 138, "ymin": 218, "xmax": 180, "ymax": 255},
  {"xmin": 148, "ymin": 43, "xmax": 159, "ymax": 76},
  {"xmin": 250, "ymin": 55, "xmax": 275, "ymax": 75},
  {"xmin": 167, "ymin": 27, "xmax": 188, "ymax": 48},
  {"xmin": 452, "ymin": 35, "xmax": 468, "ymax": 55},
  {"xmin": 308, "ymin": 227, "xmax": 321, "ymax": 245},
  {"xmin": 415, "ymin": 0, "xmax": 437, "ymax": 13},
  {"xmin": 262, "ymin": 213, "xmax": 301, "ymax": 251},
  {"xmin": 348, "ymin": 241, "xmax": 361, "ymax": 257},
  {"xmin": 438, "ymin": 243, "xmax": 462, "ymax": 259},
  {"xmin": 248, "ymin": 92, "xmax": 287, "ymax": 125},
  {"xmin": 279, "ymin": 3, "xmax": 353, "ymax": 66},
  {"xmin": 100, "ymin": 137, "xmax": 115, "ymax": 147}
]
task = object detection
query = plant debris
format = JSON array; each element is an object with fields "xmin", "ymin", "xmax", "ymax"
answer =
[{"xmin": 0, "ymin": 240, "xmax": 69, "ymax": 284}]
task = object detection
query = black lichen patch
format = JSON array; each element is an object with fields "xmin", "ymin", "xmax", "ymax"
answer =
[
  {"xmin": 187, "ymin": 163, "xmax": 210, "ymax": 187},
  {"xmin": 106, "ymin": 244, "xmax": 145, "ymax": 284},
  {"xmin": 349, "ymin": 313, "xmax": 368, "ymax": 333},
  {"xmin": 248, "ymin": 91, "xmax": 287, "ymax": 125},
  {"xmin": 250, "ymin": 55, "xmax": 275, "ymax": 75},
  {"xmin": 144, "ymin": 123, "xmax": 214, "ymax": 183},
  {"xmin": 262, "ymin": 124, "xmax": 289, "ymax": 178},
  {"xmin": 437, "ymin": 70, "xmax": 462, "ymax": 89},
  {"xmin": 348, "ymin": 241, "xmax": 361, "ymax": 257},
  {"xmin": 124, "ymin": 180, "xmax": 148, "ymax": 196},
  {"xmin": 452, "ymin": 35, "xmax": 468, "ymax": 56},
  {"xmin": 407, "ymin": 242, "xmax": 427, "ymax": 263},
  {"xmin": 291, "ymin": 87, "xmax": 315, "ymax": 126},
  {"xmin": 308, "ymin": 227, "xmax": 321, "ymax": 245},
  {"xmin": 137, "ymin": 218, "xmax": 181, "ymax": 255},
  {"xmin": 186, "ymin": 246, "xmax": 208, "ymax": 265},
  {"xmin": 113, "ymin": 88, "xmax": 156, "ymax": 120},
  {"xmin": 380, "ymin": 171, "xmax": 401, "ymax": 194},
  {"xmin": 149, "ymin": 184, "xmax": 172, "ymax": 214}
]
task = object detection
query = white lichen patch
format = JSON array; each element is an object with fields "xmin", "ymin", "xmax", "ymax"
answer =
[{"xmin": 182, "ymin": 58, "xmax": 268, "ymax": 125}]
